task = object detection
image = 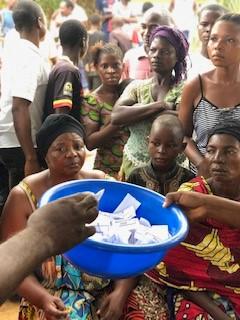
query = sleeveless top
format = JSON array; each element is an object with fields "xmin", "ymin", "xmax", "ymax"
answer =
[
  {"xmin": 18, "ymin": 181, "xmax": 110, "ymax": 320},
  {"xmin": 193, "ymin": 75, "xmax": 240, "ymax": 156}
]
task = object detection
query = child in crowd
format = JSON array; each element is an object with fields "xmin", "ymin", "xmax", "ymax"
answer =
[
  {"xmin": 81, "ymin": 43, "xmax": 131, "ymax": 179},
  {"xmin": 127, "ymin": 113, "xmax": 195, "ymax": 193},
  {"xmin": 112, "ymin": 25, "xmax": 189, "ymax": 180},
  {"xmin": 123, "ymin": 113, "xmax": 194, "ymax": 319}
]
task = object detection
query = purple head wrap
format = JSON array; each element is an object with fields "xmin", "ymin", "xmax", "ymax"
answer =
[{"xmin": 149, "ymin": 25, "xmax": 189, "ymax": 85}]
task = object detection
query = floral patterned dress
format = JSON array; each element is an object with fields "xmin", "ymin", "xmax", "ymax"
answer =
[{"xmin": 81, "ymin": 94, "xmax": 129, "ymax": 179}]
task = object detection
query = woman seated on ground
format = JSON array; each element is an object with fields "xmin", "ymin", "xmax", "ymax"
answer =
[
  {"xmin": 147, "ymin": 119, "xmax": 240, "ymax": 318},
  {"xmin": 0, "ymin": 114, "xmax": 135, "ymax": 320},
  {"xmin": 81, "ymin": 43, "xmax": 131, "ymax": 179}
]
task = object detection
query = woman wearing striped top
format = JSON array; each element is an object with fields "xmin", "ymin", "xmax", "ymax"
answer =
[{"xmin": 179, "ymin": 13, "xmax": 240, "ymax": 175}]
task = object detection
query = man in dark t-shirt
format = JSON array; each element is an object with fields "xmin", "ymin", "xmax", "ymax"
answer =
[
  {"xmin": 43, "ymin": 59, "xmax": 83, "ymax": 121},
  {"xmin": 43, "ymin": 19, "xmax": 88, "ymax": 122}
]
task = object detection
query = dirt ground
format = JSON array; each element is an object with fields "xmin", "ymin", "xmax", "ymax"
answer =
[{"xmin": 0, "ymin": 300, "xmax": 19, "ymax": 319}]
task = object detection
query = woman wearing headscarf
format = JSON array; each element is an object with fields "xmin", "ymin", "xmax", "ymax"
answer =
[
  {"xmin": 147, "ymin": 120, "xmax": 240, "ymax": 318},
  {"xmin": 112, "ymin": 25, "xmax": 189, "ymax": 180},
  {"xmin": 0, "ymin": 114, "xmax": 139, "ymax": 320}
]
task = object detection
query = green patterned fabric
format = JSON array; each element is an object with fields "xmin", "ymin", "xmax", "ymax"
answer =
[
  {"xmin": 120, "ymin": 78, "xmax": 183, "ymax": 179},
  {"xmin": 81, "ymin": 94, "xmax": 129, "ymax": 178}
]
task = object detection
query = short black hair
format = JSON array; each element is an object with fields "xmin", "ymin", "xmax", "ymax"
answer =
[
  {"xmin": 13, "ymin": 0, "xmax": 44, "ymax": 32},
  {"xmin": 217, "ymin": 13, "xmax": 240, "ymax": 27},
  {"xmin": 92, "ymin": 43, "xmax": 123, "ymax": 66},
  {"xmin": 142, "ymin": 1, "xmax": 153, "ymax": 14},
  {"xmin": 62, "ymin": 0, "xmax": 74, "ymax": 9},
  {"xmin": 89, "ymin": 14, "xmax": 101, "ymax": 26},
  {"xmin": 59, "ymin": 19, "xmax": 87, "ymax": 48},
  {"xmin": 151, "ymin": 114, "xmax": 185, "ymax": 142},
  {"xmin": 198, "ymin": 4, "xmax": 228, "ymax": 19}
]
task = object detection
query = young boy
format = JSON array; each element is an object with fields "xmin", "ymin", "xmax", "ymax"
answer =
[
  {"xmin": 43, "ymin": 19, "xmax": 88, "ymax": 122},
  {"xmin": 127, "ymin": 114, "xmax": 194, "ymax": 194}
]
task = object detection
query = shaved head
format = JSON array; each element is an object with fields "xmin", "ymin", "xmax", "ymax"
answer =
[
  {"xmin": 143, "ymin": 7, "xmax": 175, "ymax": 27},
  {"xmin": 150, "ymin": 114, "xmax": 184, "ymax": 142}
]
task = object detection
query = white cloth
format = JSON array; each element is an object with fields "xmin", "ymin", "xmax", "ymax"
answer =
[
  {"xmin": 39, "ymin": 31, "xmax": 58, "ymax": 73},
  {"xmin": 171, "ymin": 0, "xmax": 196, "ymax": 31},
  {"xmin": 188, "ymin": 52, "xmax": 214, "ymax": 80},
  {"xmin": 112, "ymin": 1, "xmax": 137, "ymax": 38},
  {"xmin": 0, "ymin": 38, "xmax": 48, "ymax": 147},
  {"xmin": 50, "ymin": 13, "xmax": 73, "ymax": 40},
  {"xmin": 112, "ymin": 1, "xmax": 135, "ymax": 19},
  {"xmin": 72, "ymin": 4, "xmax": 88, "ymax": 22}
]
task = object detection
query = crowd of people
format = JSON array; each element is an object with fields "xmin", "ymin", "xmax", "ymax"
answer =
[{"xmin": 0, "ymin": 0, "xmax": 240, "ymax": 319}]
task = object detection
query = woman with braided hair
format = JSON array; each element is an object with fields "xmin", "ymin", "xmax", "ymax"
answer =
[{"xmin": 112, "ymin": 25, "xmax": 189, "ymax": 180}]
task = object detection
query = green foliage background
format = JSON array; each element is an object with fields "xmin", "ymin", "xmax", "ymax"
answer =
[
  {"xmin": 218, "ymin": 0, "xmax": 240, "ymax": 12},
  {"xmin": 0, "ymin": 0, "xmax": 238, "ymax": 20},
  {"xmin": 34, "ymin": 0, "xmax": 96, "ymax": 19},
  {"xmin": 0, "ymin": 0, "xmax": 95, "ymax": 19}
]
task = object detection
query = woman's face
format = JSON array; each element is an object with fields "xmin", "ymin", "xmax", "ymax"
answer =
[
  {"xmin": 148, "ymin": 37, "xmax": 177, "ymax": 74},
  {"xmin": 198, "ymin": 10, "xmax": 222, "ymax": 47},
  {"xmin": 45, "ymin": 132, "xmax": 86, "ymax": 176},
  {"xmin": 205, "ymin": 133, "xmax": 240, "ymax": 184},
  {"xmin": 96, "ymin": 53, "xmax": 123, "ymax": 86},
  {"xmin": 208, "ymin": 20, "xmax": 240, "ymax": 67}
]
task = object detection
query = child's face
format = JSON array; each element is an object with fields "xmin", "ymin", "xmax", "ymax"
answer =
[
  {"xmin": 96, "ymin": 53, "xmax": 123, "ymax": 86},
  {"xmin": 148, "ymin": 125, "xmax": 184, "ymax": 172}
]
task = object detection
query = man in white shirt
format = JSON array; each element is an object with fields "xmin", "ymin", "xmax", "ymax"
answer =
[
  {"xmin": 0, "ymin": 0, "xmax": 48, "ymax": 212},
  {"xmin": 122, "ymin": 7, "xmax": 175, "ymax": 80},
  {"xmin": 188, "ymin": 3, "xmax": 228, "ymax": 79},
  {"xmin": 50, "ymin": 0, "xmax": 74, "ymax": 41},
  {"xmin": 112, "ymin": 0, "xmax": 138, "ymax": 36},
  {"xmin": 71, "ymin": 0, "xmax": 88, "ymax": 25}
]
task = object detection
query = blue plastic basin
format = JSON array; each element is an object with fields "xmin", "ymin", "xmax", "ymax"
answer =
[{"xmin": 39, "ymin": 179, "xmax": 188, "ymax": 279}]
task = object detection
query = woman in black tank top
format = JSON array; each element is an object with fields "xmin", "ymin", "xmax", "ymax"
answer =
[{"xmin": 179, "ymin": 13, "xmax": 240, "ymax": 177}]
